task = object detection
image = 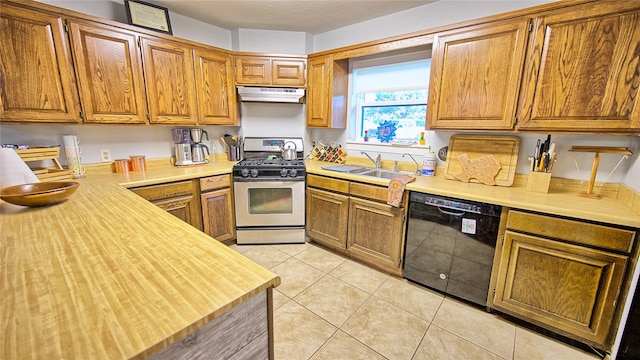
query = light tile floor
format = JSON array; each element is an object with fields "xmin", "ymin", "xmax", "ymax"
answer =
[{"xmin": 230, "ymin": 242, "xmax": 602, "ymax": 360}]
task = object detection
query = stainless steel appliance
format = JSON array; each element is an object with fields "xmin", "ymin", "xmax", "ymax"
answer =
[
  {"xmin": 191, "ymin": 143, "xmax": 209, "ymax": 162},
  {"xmin": 172, "ymin": 128, "xmax": 209, "ymax": 166},
  {"xmin": 173, "ymin": 129, "xmax": 192, "ymax": 165},
  {"xmin": 403, "ymin": 192, "xmax": 502, "ymax": 307},
  {"xmin": 233, "ymin": 137, "xmax": 305, "ymax": 244},
  {"xmin": 236, "ymin": 86, "xmax": 305, "ymax": 103}
]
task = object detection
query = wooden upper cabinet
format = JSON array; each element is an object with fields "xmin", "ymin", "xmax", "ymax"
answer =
[
  {"xmin": 67, "ymin": 21, "xmax": 147, "ymax": 124},
  {"xmin": 306, "ymin": 55, "xmax": 348, "ymax": 128},
  {"xmin": 194, "ymin": 48, "xmax": 238, "ymax": 125},
  {"xmin": 307, "ymin": 57, "xmax": 330, "ymax": 127},
  {"xmin": 427, "ymin": 18, "xmax": 531, "ymax": 130},
  {"xmin": 0, "ymin": 4, "xmax": 81, "ymax": 123},
  {"xmin": 235, "ymin": 55, "xmax": 306, "ymax": 86},
  {"xmin": 271, "ymin": 59, "xmax": 305, "ymax": 86},
  {"xmin": 517, "ymin": 1, "xmax": 640, "ymax": 133},
  {"xmin": 235, "ymin": 56, "xmax": 271, "ymax": 85},
  {"xmin": 140, "ymin": 37, "xmax": 198, "ymax": 125}
]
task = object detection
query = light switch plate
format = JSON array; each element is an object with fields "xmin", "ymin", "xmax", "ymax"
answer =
[{"xmin": 100, "ymin": 149, "xmax": 112, "ymax": 162}]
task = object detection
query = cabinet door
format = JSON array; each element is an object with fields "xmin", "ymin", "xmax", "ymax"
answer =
[
  {"xmin": 306, "ymin": 56, "xmax": 347, "ymax": 128},
  {"xmin": 131, "ymin": 180, "xmax": 202, "ymax": 231},
  {"xmin": 517, "ymin": 2, "xmax": 640, "ymax": 132},
  {"xmin": 235, "ymin": 56, "xmax": 271, "ymax": 85},
  {"xmin": 492, "ymin": 230, "xmax": 627, "ymax": 349},
  {"xmin": 306, "ymin": 187, "xmax": 349, "ymax": 252},
  {"xmin": 67, "ymin": 21, "xmax": 147, "ymax": 124},
  {"xmin": 347, "ymin": 197, "xmax": 405, "ymax": 275},
  {"xmin": 428, "ymin": 18, "xmax": 530, "ymax": 130},
  {"xmin": 272, "ymin": 59, "xmax": 305, "ymax": 86},
  {"xmin": 194, "ymin": 48, "xmax": 238, "ymax": 125},
  {"xmin": 306, "ymin": 57, "xmax": 330, "ymax": 127},
  {"xmin": 201, "ymin": 188, "xmax": 236, "ymax": 242},
  {"xmin": 140, "ymin": 37, "xmax": 198, "ymax": 125},
  {"xmin": 0, "ymin": 4, "xmax": 81, "ymax": 123}
]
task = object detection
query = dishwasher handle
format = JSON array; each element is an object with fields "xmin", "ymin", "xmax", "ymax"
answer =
[{"xmin": 437, "ymin": 206, "xmax": 466, "ymax": 217}]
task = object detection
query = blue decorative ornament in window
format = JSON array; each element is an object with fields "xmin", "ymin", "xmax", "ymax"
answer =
[{"xmin": 376, "ymin": 121, "xmax": 398, "ymax": 143}]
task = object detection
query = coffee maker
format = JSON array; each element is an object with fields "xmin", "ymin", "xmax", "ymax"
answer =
[
  {"xmin": 172, "ymin": 128, "xmax": 210, "ymax": 166},
  {"xmin": 172, "ymin": 129, "xmax": 192, "ymax": 166},
  {"xmin": 189, "ymin": 128, "xmax": 210, "ymax": 163}
]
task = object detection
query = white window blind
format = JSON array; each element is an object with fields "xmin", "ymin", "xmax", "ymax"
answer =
[
  {"xmin": 351, "ymin": 50, "xmax": 431, "ymax": 93},
  {"xmin": 353, "ymin": 60, "xmax": 431, "ymax": 93}
]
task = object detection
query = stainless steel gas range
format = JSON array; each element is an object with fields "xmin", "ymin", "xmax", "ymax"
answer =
[{"xmin": 232, "ymin": 137, "xmax": 306, "ymax": 244}]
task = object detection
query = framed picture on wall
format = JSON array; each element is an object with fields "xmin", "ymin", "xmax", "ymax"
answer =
[{"xmin": 124, "ymin": 0, "xmax": 173, "ymax": 35}]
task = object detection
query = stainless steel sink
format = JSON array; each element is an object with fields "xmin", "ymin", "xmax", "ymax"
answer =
[
  {"xmin": 345, "ymin": 167, "xmax": 370, "ymax": 174},
  {"xmin": 357, "ymin": 168, "xmax": 407, "ymax": 179},
  {"xmin": 322, "ymin": 165, "xmax": 410, "ymax": 179}
]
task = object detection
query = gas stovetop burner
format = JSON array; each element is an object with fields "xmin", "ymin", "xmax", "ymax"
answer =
[
  {"xmin": 235, "ymin": 158, "xmax": 305, "ymax": 168},
  {"xmin": 233, "ymin": 137, "xmax": 306, "ymax": 181},
  {"xmin": 233, "ymin": 157, "xmax": 306, "ymax": 181}
]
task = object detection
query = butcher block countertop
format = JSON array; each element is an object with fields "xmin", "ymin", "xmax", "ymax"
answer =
[
  {"xmin": 305, "ymin": 160, "xmax": 640, "ymax": 229},
  {"xmin": 1, "ymin": 160, "xmax": 280, "ymax": 359}
]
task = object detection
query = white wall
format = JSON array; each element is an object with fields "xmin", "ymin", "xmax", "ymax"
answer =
[
  {"xmin": 313, "ymin": 0, "xmax": 556, "ymax": 52},
  {"xmin": 36, "ymin": 0, "xmax": 232, "ymax": 48},
  {"xmin": 233, "ymin": 28, "xmax": 309, "ymax": 54}
]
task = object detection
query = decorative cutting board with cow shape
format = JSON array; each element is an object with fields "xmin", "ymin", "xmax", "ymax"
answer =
[{"xmin": 444, "ymin": 135, "xmax": 520, "ymax": 186}]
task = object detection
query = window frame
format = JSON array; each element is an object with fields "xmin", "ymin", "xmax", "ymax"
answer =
[
  {"xmin": 355, "ymin": 92, "xmax": 427, "ymax": 141},
  {"xmin": 349, "ymin": 49, "xmax": 432, "ymax": 143}
]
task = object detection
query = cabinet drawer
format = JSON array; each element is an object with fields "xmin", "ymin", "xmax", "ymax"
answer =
[
  {"xmin": 130, "ymin": 180, "xmax": 195, "ymax": 201},
  {"xmin": 307, "ymin": 174, "xmax": 349, "ymax": 194},
  {"xmin": 506, "ymin": 210, "xmax": 635, "ymax": 253},
  {"xmin": 350, "ymin": 182, "xmax": 391, "ymax": 203},
  {"xmin": 200, "ymin": 174, "xmax": 231, "ymax": 192}
]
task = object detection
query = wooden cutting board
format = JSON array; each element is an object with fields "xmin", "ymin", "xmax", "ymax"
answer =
[{"xmin": 444, "ymin": 135, "xmax": 520, "ymax": 186}]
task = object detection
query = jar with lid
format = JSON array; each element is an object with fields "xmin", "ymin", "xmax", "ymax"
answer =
[{"xmin": 421, "ymin": 152, "xmax": 436, "ymax": 176}]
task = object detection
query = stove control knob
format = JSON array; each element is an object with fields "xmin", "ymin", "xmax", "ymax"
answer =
[
  {"xmin": 241, "ymin": 168, "xmax": 250, "ymax": 177},
  {"xmin": 280, "ymin": 168, "xmax": 289, "ymax": 177},
  {"xmin": 250, "ymin": 169, "xmax": 259, "ymax": 178},
  {"xmin": 289, "ymin": 169, "xmax": 298, "ymax": 177}
]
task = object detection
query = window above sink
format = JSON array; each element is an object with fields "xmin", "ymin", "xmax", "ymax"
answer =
[{"xmin": 350, "ymin": 49, "xmax": 431, "ymax": 144}]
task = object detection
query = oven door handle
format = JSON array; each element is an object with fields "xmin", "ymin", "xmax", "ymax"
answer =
[{"xmin": 436, "ymin": 206, "xmax": 466, "ymax": 217}]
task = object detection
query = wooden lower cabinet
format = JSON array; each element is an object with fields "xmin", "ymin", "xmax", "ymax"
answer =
[
  {"xmin": 347, "ymin": 197, "xmax": 405, "ymax": 275},
  {"xmin": 490, "ymin": 210, "xmax": 636, "ymax": 350},
  {"xmin": 306, "ymin": 187, "xmax": 349, "ymax": 252},
  {"xmin": 130, "ymin": 180, "xmax": 203, "ymax": 231},
  {"xmin": 200, "ymin": 175, "xmax": 235, "ymax": 242},
  {"xmin": 306, "ymin": 174, "xmax": 407, "ymax": 275}
]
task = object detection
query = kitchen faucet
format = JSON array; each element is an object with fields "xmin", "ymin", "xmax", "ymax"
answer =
[
  {"xmin": 402, "ymin": 153, "xmax": 421, "ymax": 175},
  {"xmin": 361, "ymin": 151, "xmax": 381, "ymax": 168}
]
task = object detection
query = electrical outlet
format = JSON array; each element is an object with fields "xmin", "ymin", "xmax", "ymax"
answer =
[{"xmin": 100, "ymin": 149, "xmax": 112, "ymax": 162}]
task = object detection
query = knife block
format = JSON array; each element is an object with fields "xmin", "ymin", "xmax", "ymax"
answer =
[{"xmin": 526, "ymin": 172, "xmax": 552, "ymax": 193}]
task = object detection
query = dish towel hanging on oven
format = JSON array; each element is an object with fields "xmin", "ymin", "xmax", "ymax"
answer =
[{"xmin": 387, "ymin": 174, "xmax": 416, "ymax": 207}]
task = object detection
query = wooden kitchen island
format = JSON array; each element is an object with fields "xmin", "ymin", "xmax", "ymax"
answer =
[{"xmin": 0, "ymin": 174, "xmax": 280, "ymax": 359}]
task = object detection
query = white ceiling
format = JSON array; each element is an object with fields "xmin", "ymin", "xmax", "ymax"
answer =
[{"xmin": 152, "ymin": 0, "xmax": 437, "ymax": 35}]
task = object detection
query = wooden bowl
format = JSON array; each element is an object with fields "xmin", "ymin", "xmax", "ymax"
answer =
[{"xmin": 0, "ymin": 181, "xmax": 80, "ymax": 207}]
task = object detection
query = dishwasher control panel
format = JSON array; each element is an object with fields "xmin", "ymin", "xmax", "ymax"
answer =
[{"xmin": 411, "ymin": 192, "xmax": 501, "ymax": 216}]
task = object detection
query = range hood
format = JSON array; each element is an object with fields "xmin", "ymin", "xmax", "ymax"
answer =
[{"xmin": 237, "ymin": 86, "xmax": 305, "ymax": 103}]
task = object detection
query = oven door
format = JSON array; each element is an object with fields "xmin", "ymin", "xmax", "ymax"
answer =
[{"xmin": 234, "ymin": 180, "xmax": 305, "ymax": 227}]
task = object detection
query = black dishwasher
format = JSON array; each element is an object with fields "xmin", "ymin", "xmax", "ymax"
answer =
[{"xmin": 403, "ymin": 192, "xmax": 502, "ymax": 307}]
